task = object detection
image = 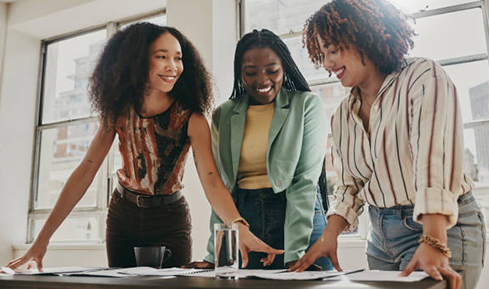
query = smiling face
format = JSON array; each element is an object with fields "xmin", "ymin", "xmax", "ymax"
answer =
[
  {"xmin": 317, "ymin": 36, "xmax": 377, "ymax": 88},
  {"xmin": 241, "ymin": 47, "xmax": 284, "ymax": 105},
  {"xmin": 147, "ymin": 32, "xmax": 183, "ymax": 94}
]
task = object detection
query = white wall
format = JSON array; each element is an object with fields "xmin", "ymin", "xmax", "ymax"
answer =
[{"xmin": 0, "ymin": 26, "xmax": 40, "ymax": 267}]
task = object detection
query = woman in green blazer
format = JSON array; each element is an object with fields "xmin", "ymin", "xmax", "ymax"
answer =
[{"xmin": 193, "ymin": 29, "xmax": 332, "ymax": 270}]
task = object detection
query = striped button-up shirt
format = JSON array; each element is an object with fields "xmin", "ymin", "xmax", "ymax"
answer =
[{"xmin": 327, "ymin": 57, "xmax": 474, "ymax": 231}]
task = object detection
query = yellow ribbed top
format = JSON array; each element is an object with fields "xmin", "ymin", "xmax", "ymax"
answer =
[{"xmin": 237, "ymin": 102, "xmax": 275, "ymax": 189}]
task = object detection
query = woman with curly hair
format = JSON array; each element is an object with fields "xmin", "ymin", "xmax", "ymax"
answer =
[
  {"xmin": 188, "ymin": 29, "xmax": 333, "ymax": 270},
  {"xmin": 6, "ymin": 23, "xmax": 282, "ymax": 270},
  {"xmin": 291, "ymin": 1, "xmax": 485, "ymax": 289}
]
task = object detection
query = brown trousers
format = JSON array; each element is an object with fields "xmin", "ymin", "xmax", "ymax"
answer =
[{"xmin": 106, "ymin": 191, "xmax": 192, "ymax": 268}]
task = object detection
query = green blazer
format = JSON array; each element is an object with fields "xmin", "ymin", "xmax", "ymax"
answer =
[{"xmin": 204, "ymin": 88, "xmax": 328, "ymax": 264}]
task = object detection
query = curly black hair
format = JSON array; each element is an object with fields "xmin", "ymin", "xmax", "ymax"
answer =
[
  {"xmin": 89, "ymin": 22, "xmax": 213, "ymax": 127},
  {"xmin": 303, "ymin": 0, "xmax": 415, "ymax": 75},
  {"xmin": 230, "ymin": 29, "xmax": 310, "ymax": 99}
]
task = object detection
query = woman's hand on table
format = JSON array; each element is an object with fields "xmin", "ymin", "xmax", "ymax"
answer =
[
  {"xmin": 182, "ymin": 260, "xmax": 214, "ymax": 269},
  {"xmin": 6, "ymin": 239, "xmax": 48, "ymax": 272},
  {"xmin": 401, "ymin": 214, "xmax": 462, "ymax": 289},
  {"xmin": 238, "ymin": 223, "xmax": 284, "ymax": 268},
  {"xmin": 289, "ymin": 231, "xmax": 342, "ymax": 272},
  {"xmin": 401, "ymin": 243, "xmax": 461, "ymax": 289},
  {"xmin": 286, "ymin": 260, "xmax": 322, "ymax": 271}
]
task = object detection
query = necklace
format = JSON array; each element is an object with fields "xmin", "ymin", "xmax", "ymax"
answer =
[
  {"xmin": 358, "ymin": 90, "xmax": 375, "ymax": 108},
  {"xmin": 362, "ymin": 97, "xmax": 374, "ymax": 109}
]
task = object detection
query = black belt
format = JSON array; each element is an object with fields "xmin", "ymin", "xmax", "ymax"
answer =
[{"xmin": 115, "ymin": 183, "xmax": 183, "ymax": 208}]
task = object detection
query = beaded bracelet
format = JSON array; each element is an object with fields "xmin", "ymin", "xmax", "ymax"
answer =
[{"xmin": 419, "ymin": 235, "xmax": 452, "ymax": 258}]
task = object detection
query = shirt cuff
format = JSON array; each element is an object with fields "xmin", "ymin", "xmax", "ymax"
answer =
[
  {"xmin": 413, "ymin": 188, "xmax": 459, "ymax": 228},
  {"xmin": 284, "ymin": 250, "xmax": 304, "ymax": 265},
  {"xmin": 326, "ymin": 202, "xmax": 360, "ymax": 232},
  {"xmin": 203, "ymin": 254, "xmax": 214, "ymax": 264}
]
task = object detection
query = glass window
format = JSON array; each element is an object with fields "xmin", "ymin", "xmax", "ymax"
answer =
[
  {"xmin": 444, "ymin": 60, "xmax": 489, "ymax": 123},
  {"xmin": 31, "ymin": 216, "xmax": 102, "ymax": 242},
  {"xmin": 244, "ymin": 0, "xmax": 328, "ymax": 35},
  {"xmin": 390, "ymin": 0, "xmax": 475, "ymax": 13},
  {"xmin": 30, "ymin": 13, "xmax": 167, "ymax": 243},
  {"xmin": 35, "ymin": 123, "xmax": 102, "ymax": 210},
  {"xmin": 311, "ymin": 82, "xmax": 350, "ymax": 134},
  {"xmin": 284, "ymin": 36, "xmax": 335, "ymax": 82},
  {"xmin": 410, "ymin": 8, "xmax": 486, "ymax": 61},
  {"xmin": 42, "ymin": 30, "xmax": 106, "ymax": 124}
]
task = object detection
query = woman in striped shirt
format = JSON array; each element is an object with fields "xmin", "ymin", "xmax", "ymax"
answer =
[{"xmin": 291, "ymin": 1, "xmax": 485, "ymax": 289}]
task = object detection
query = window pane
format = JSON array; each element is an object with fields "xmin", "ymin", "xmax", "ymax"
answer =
[
  {"xmin": 31, "ymin": 216, "xmax": 102, "ymax": 242},
  {"xmin": 35, "ymin": 122, "xmax": 103, "ymax": 209},
  {"xmin": 464, "ymin": 127, "xmax": 489, "ymax": 232},
  {"xmin": 312, "ymin": 82, "xmax": 349, "ymax": 183},
  {"xmin": 42, "ymin": 30, "xmax": 106, "ymax": 124},
  {"xmin": 465, "ymin": 126, "xmax": 489, "ymax": 183},
  {"xmin": 443, "ymin": 60, "xmax": 489, "ymax": 123},
  {"xmin": 244, "ymin": 0, "xmax": 328, "ymax": 35},
  {"xmin": 284, "ymin": 36, "xmax": 335, "ymax": 82},
  {"xmin": 410, "ymin": 8, "xmax": 486, "ymax": 61},
  {"xmin": 390, "ymin": 0, "xmax": 477, "ymax": 13},
  {"xmin": 312, "ymin": 82, "xmax": 350, "ymax": 134}
]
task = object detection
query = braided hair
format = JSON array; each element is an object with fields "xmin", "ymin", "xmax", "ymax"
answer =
[
  {"xmin": 230, "ymin": 29, "xmax": 329, "ymax": 210},
  {"xmin": 303, "ymin": 0, "xmax": 415, "ymax": 75},
  {"xmin": 230, "ymin": 29, "xmax": 310, "ymax": 99}
]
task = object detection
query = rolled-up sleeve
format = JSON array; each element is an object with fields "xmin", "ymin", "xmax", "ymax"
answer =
[{"xmin": 409, "ymin": 60, "xmax": 470, "ymax": 228}]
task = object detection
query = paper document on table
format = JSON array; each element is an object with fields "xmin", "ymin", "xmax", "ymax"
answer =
[
  {"xmin": 1, "ymin": 266, "xmax": 104, "ymax": 276},
  {"xmin": 176, "ymin": 269, "xmax": 360, "ymax": 280},
  {"xmin": 174, "ymin": 269, "xmax": 287, "ymax": 279},
  {"xmin": 344, "ymin": 270, "xmax": 429, "ymax": 282},
  {"xmin": 248, "ymin": 269, "xmax": 359, "ymax": 280},
  {"xmin": 74, "ymin": 267, "xmax": 196, "ymax": 277}
]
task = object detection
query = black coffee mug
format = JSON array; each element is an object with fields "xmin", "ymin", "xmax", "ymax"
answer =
[{"xmin": 134, "ymin": 246, "xmax": 172, "ymax": 268}]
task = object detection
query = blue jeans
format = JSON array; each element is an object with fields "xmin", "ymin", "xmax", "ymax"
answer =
[
  {"xmin": 237, "ymin": 187, "xmax": 333, "ymax": 270},
  {"xmin": 367, "ymin": 192, "xmax": 485, "ymax": 289}
]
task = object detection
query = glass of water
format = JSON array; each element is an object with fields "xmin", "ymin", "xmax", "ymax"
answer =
[{"xmin": 214, "ymin": 223, "xmax": 239, "ymax": 279}]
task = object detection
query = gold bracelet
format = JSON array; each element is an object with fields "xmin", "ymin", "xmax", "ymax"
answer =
[
  {"xmin": 419, "ymin": 235, "xmax": 452, "ymax": 258},
  {"xmin": 231, "ymin": 217, "xmax": 250, "ymax": 228}
]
